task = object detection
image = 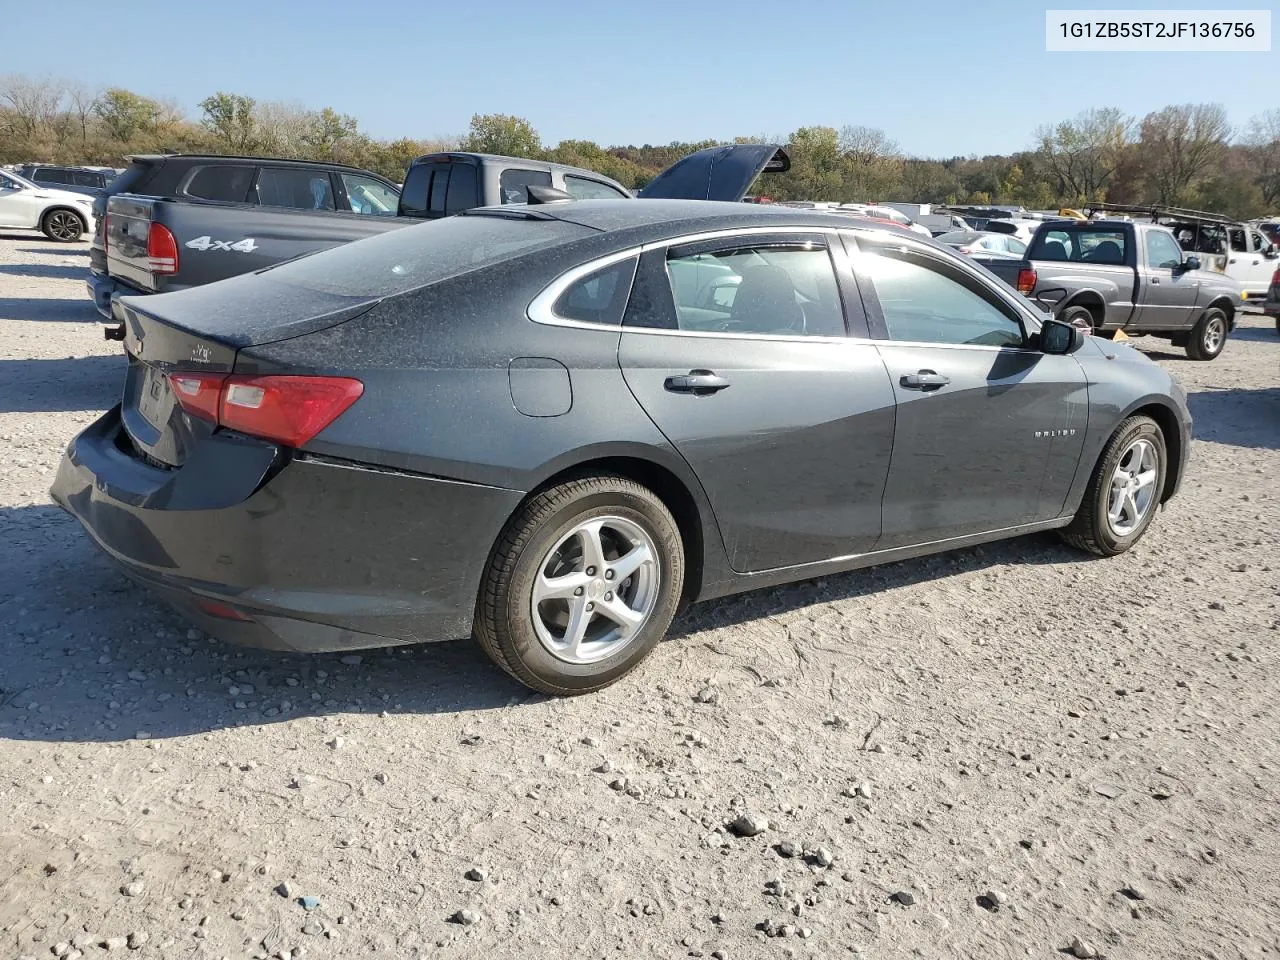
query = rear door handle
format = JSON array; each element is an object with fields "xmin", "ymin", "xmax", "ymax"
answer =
[
  {"xmin": 900, "ymin": 370, "xmax": 950, "ymax": 391},
  {"xmin": 664, "ymin": 369, "xmax": 730, "ymax": 395},
  {"xmin": 1150, "ymin": 277, "xmax": 1160, "ymax": 284}
]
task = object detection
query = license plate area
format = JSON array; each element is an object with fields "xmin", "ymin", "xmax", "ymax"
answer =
[{"xmin": 121, "ymin": 353, "xmax": 182, "ymax": 466}]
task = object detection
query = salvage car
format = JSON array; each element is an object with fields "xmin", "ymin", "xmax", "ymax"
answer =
[
  {"xmin": 52, "ymin": 199, "xmax": 1192, "ymax": 696},
  {"xmin": 0, "ymin": 168, "xmax": 97, "ymax": 241}
]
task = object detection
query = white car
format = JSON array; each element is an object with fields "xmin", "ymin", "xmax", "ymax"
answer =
[
  {"xmin": 983, "ymin": 218, "xmax": 1040, "ymax": 244},
  {"xmin": 838, "ymin": 203, "xmax": 933, "ymax": 236},
  {"xmin": 0, "ymin": 169, "xmax": 97, "ymax": 242}
]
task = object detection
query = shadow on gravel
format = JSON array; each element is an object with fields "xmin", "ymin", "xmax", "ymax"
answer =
[
  {"xmin": 15, "ymin": 247, "xmax": 89, "ymax": 257},
  {"xmin": 0, "ymin": 296, "xmax": 99, "ymax": 323},
  {"xmin": 670, "ymin": 531, "xmax": 1089, "ymax": 640},
  {"xmin": 1229, "ymin": 325, "xmax": 1278, "ymax": 343},
  {"xmin": 0, "ymin": 498, "xmax": 1090, "ymax": 745},
  {"xmin": 0, "ymin": 263, "xmax": 87, "ymax": 281},
  {"xmin": 0, "ymin": 355, "xmax": 124, "ymax": 413},
  {"xmin": 1188, "ymin": 387, "xmax": 1280, "ymax": 450}
]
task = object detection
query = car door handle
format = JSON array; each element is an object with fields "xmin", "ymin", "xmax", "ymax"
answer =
[
  {"xmin": 664, "ymin": 370, "xmax": 730, "ymax": 395},
  {"xmin": 1150, "ymin": 277, "xmax": 1160, "ymax": 284},
  {"xmin": 900, "ymin": 370, "xmax": 950, "ymax": 391}
]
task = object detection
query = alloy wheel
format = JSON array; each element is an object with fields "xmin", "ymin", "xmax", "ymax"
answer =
[
  {"xmin": 1106, "ymin": 438, "xmax": 1158, "ymax": 537},
  {"xmin": 47, "ymin": 212, "xmax": 81, "ymax": 241},
  {"xmin": 530, "ymin": 515, "xmax": 660, "ymax": 664},
  {"xmin": 1202, "ymin": 316, "xmax": 1225, "ymax": 355}
]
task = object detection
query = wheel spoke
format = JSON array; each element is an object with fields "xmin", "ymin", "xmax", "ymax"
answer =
[
  {"xmin": 595, "ymin": 596, "xmax": 645, "ymax": 636},
  {"xmin": 562, "ymin": 596, "xmax": 593, "ymax": 657},
  {"xmin": 609, "ymin": 542, "xmax": 651, "ymax": 583},
  {"xmin": 1122, "ymin": 490, "xmax": 1139, "ymax": 526},
  {"xmin": 578, "ymin": 521, "xmax": 608, "ymax": 575},
  {"xmin": 534, "ymin": 570, "xmax": 591, "ymax": 603},
  {"xmin": 1134, "ymin": 468, "xmax": 1158, "ymax": 493},
  {"xmin": 1108, "ymin": 493, "xmax": 1126, "ymax": 525}
]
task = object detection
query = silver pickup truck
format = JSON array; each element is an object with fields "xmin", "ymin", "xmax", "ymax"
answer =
[{"xmin": 973, "ymin": 218, "xmax": 1244, "ymax": 361}]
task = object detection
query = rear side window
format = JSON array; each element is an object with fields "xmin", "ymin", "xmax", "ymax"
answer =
[
  {"xmin": 73, "ymin": 171, "xmax": 105, "ymax": 187},
  {"xmin": 264, "ymin": 213, "xmax": 591, "ymax": 297},
  {"xmin": 500, "ymin": 168, "xmax": 552, "ymax": 204},
  {"xmin": 256, "ymin": 168, "xmax": 335, "ymax": 210},
  {"xmin": 551, "ymin": 258, "xmax": 639, "ymax": 325},
  {"xmin": 563, "ymin": 175, "xmax": 628, "ymax": 200},
  {"xmin": 37, "ymin": 168, "xmax": 72, "ymax": 184},
  {"xmin": 399, "ymin": 162, "xmax": 476, "ymax": 218},
  {"xmin": 1030, "ymin": 228, "xmax": 1126, "ymax": 264},
  {"xmin": 186, "ymin": 165, "xmax": 255, "ymax": 203}
]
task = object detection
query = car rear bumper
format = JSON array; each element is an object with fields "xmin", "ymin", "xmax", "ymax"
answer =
[
  {"xmin": 51, "ymin": 408, "xmax": 524, "ymax": 653},
  {"xmin": 1263, "ymin": 291, "xmax": 1280, "ymax": 317},
  {"xmin": 86, "ymin": 271, "xmax": 119, "ymax": 319}
]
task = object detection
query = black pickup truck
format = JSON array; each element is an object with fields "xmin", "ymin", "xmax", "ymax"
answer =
[
  {"xmin": 969, "ymin": 218, "xmax": 1243, "ymax": 360},
  {"xmin": 93, "ymin": 144, "xmax": 789, "ymax": 337}
]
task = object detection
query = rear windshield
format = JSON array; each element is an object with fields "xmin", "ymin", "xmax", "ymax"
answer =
[
  {"xmin": 1030, "ymin": 228, "xmax": 1128, "ymax": 264},
  {"xmin": 263, "ymin": 213, "xmax": 591, "ymax": 297}
]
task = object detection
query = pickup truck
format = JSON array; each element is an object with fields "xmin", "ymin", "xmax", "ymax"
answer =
[
  {"xmin": 93, "ymin": 143, "xmax": 789, "ymax": 337},
  {"xmin": 88, "ymin": 155, "xmax": 404, "ymax": 319},
  {"xmin": 970, "ymin": 218, "xmax": 1243, "ymax": 360}
]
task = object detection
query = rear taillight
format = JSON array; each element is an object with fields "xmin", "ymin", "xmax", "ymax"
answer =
[
  {"xmin": 169, "ymin": 372, "xmax": 226, "ymax": 422},
  {"xmin": 1272, "ymin": 267, "xmax": 1280, "ymax": 286},
  {"xmin": 1016, "ymin": 267, "xmax": 1037, "ymax": 296},
  {"xmin": 147, "ymin": 222, "xmax": 179, "ymax": 275},
  {"xmin": 958, "ymin": 246, "xmax": 973, "ymax": 254},
  {"xmin": 168, "ymin": 372, "xmax": 363, "ymax": 448}
]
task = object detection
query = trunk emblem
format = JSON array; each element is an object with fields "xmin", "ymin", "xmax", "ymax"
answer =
[{"xmin": 190, "ymin": 344, "xmax": 211, "ymax": 363}]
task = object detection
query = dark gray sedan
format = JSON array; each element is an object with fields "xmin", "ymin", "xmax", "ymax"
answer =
[{"xmin": 52, "ymin": 200, "xmax": 1192, "ymax": 695}]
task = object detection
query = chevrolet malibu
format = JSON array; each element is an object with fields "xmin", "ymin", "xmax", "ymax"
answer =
[{"xmin": 53, "ymin": 199, "xmax": 1192, "ymax": 695}]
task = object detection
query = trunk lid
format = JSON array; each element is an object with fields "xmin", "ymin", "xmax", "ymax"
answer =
[
  {"xmin": 637, "ymin": 144, "xmax": 790, "ymax": 202},
  {"xmin": 115, "ymin": 278, "xmax": 379, "ymax": 467}
]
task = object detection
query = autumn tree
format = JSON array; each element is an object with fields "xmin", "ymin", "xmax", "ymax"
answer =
[
  {"xmin": 95, "ymin": 88, "xmax": 161, "ymax": 142},
  {"xmin": 461, "ymin": 113, "xmax": 541, "ymax": 158},
  {"xmin": 1139, "ymin": 103, "xmax": 1230, "ymax": 206},
  {"xmin": 1243, "ymin": 109, "xmax": 1280, "ymax": 209},
  {"xmin": 1036, "ymin": 108, "xmax": 1132, "ymax": 204},
  {"xmin": 200, "ymin": 92, "xmax": 258, "ymax": 152}
]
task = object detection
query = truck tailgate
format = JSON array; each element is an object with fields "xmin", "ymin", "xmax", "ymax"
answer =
[{"xmin": 105, "ymin": 193, "xmax": 411, "ymax": 296}]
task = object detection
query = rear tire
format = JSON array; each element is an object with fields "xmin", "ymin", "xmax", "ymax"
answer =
[
  {"xmin": 1060, "ymin": 416, "xmax": 1166, "ymax": 557},
  {"xmin": 1185, "ymin": 307, "xmax": 1227, "ymax": 360},
  {"xmin": 41, "ymin": 209, "xmax": 85, "ymax": 243},
  {"xmin": 474, "ymin": 475, "xmax": 684, "ymax": 696}
]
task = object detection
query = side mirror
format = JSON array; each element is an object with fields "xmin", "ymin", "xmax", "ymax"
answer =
[
  {"xmin": 1181, "ymin": 256, "xmax": 1200, "ymax": 272},
  {"xmin": 1264, "ymin": 248, "xmax": 1278, "ymax": 260},
  {"xmin": 1040, "ymin": 316, "xmax": 1085, "ymax": 355}
]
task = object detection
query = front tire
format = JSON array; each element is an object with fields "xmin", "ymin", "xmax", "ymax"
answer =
[
  {"xmin": 1058, "ymin": 304, "xmax": 1096, "ymax": 334},
  {"xmin": 1061, "ymin": 416, "xmax": 1166, "ymax": 557},
  {"xmin": 474, "ymin": 475, "xmax": 685, "ymax": 696},
  {"xmin": 41, "ymin": 209, "xmax": 85, "ymax": 243},
  {"xmin": 1185, "ymin": 307, "xmax": 1227, "ymax": 360}
]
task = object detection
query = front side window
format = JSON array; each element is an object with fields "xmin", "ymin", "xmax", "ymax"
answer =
[
  {"xmin": 563, "ymin": 175, "xmax": 628, "ymax": 200},
  {"xmin": 256, "ymin": 168, "xmax": 335, "ymax": 210},
  {"xmin": 500, "ymin": 168, "xmax": 553, "ymax": 204},
  {"xmin": 186, "ymin": 165, "xmax": 255, "ymax": 203},
  {"xmin": 1146, "ymin": 230, "xmax": 1184, "ymax": 270},
  {"xmin": 1250, "ymin": 230, "xmax": 1272, "ymax": 254},
  {"xmin": 857, "ymin": 238, "xmax": 1025, "ymax": 348},
  {"xmin": 1228, "ymin": 228, "xmax": 1247, "ymax": 252},
  {"xmin": 657, "ymin": 240, "xmax": 845, "ymax": 337},
  {"xmin": 340, "ymin": 173, "xmax": 399, "ymax": 216}
]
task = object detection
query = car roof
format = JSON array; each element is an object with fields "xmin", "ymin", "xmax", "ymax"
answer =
[
  {"xmin": 420, "ymin": 152, "xmax": 624, "ymax": 180},
  {"xmin": 125, "ymin": 154, "xmax": 386, "ymax": 175},
  {"xmin": 497, "ymin": 198, "xmax": 877, "ymax": 235}
]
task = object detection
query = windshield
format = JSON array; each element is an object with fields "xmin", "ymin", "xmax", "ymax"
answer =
[{"xmin": 263, "ymin": 212, "xmax": 591, "ymax": 297}]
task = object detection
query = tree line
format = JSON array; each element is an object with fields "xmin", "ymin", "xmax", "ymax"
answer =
[{"xmin": 2, "ymin": 74, "xmax": 1277, "ymax": 219}]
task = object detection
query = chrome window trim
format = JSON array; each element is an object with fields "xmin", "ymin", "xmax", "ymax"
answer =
[
  {"xmin": 528, "ymin": 226, "xmax": 849, "ymax": 338},
  {"xmin": 526, "ymin": 246, "xmax": 644, "ymax": 329},
  {"xmin": 840, "ymin": 227, "xmax": 1046, "ymax": 337}
]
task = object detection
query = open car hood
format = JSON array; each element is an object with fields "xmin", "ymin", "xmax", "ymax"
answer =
[{"xmin": 637, "ymin": 144, "xmax": 790, "ymax": 202}]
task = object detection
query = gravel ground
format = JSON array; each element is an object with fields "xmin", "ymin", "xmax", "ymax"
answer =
[{"xmin": 1, "ymin": 231, "xmax": 1277, "ymax": 960}]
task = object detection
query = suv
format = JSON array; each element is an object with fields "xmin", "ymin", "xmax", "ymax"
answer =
[{"xmin": 18, "ymin": 164, "xmax": 114, "ymax": 197}]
